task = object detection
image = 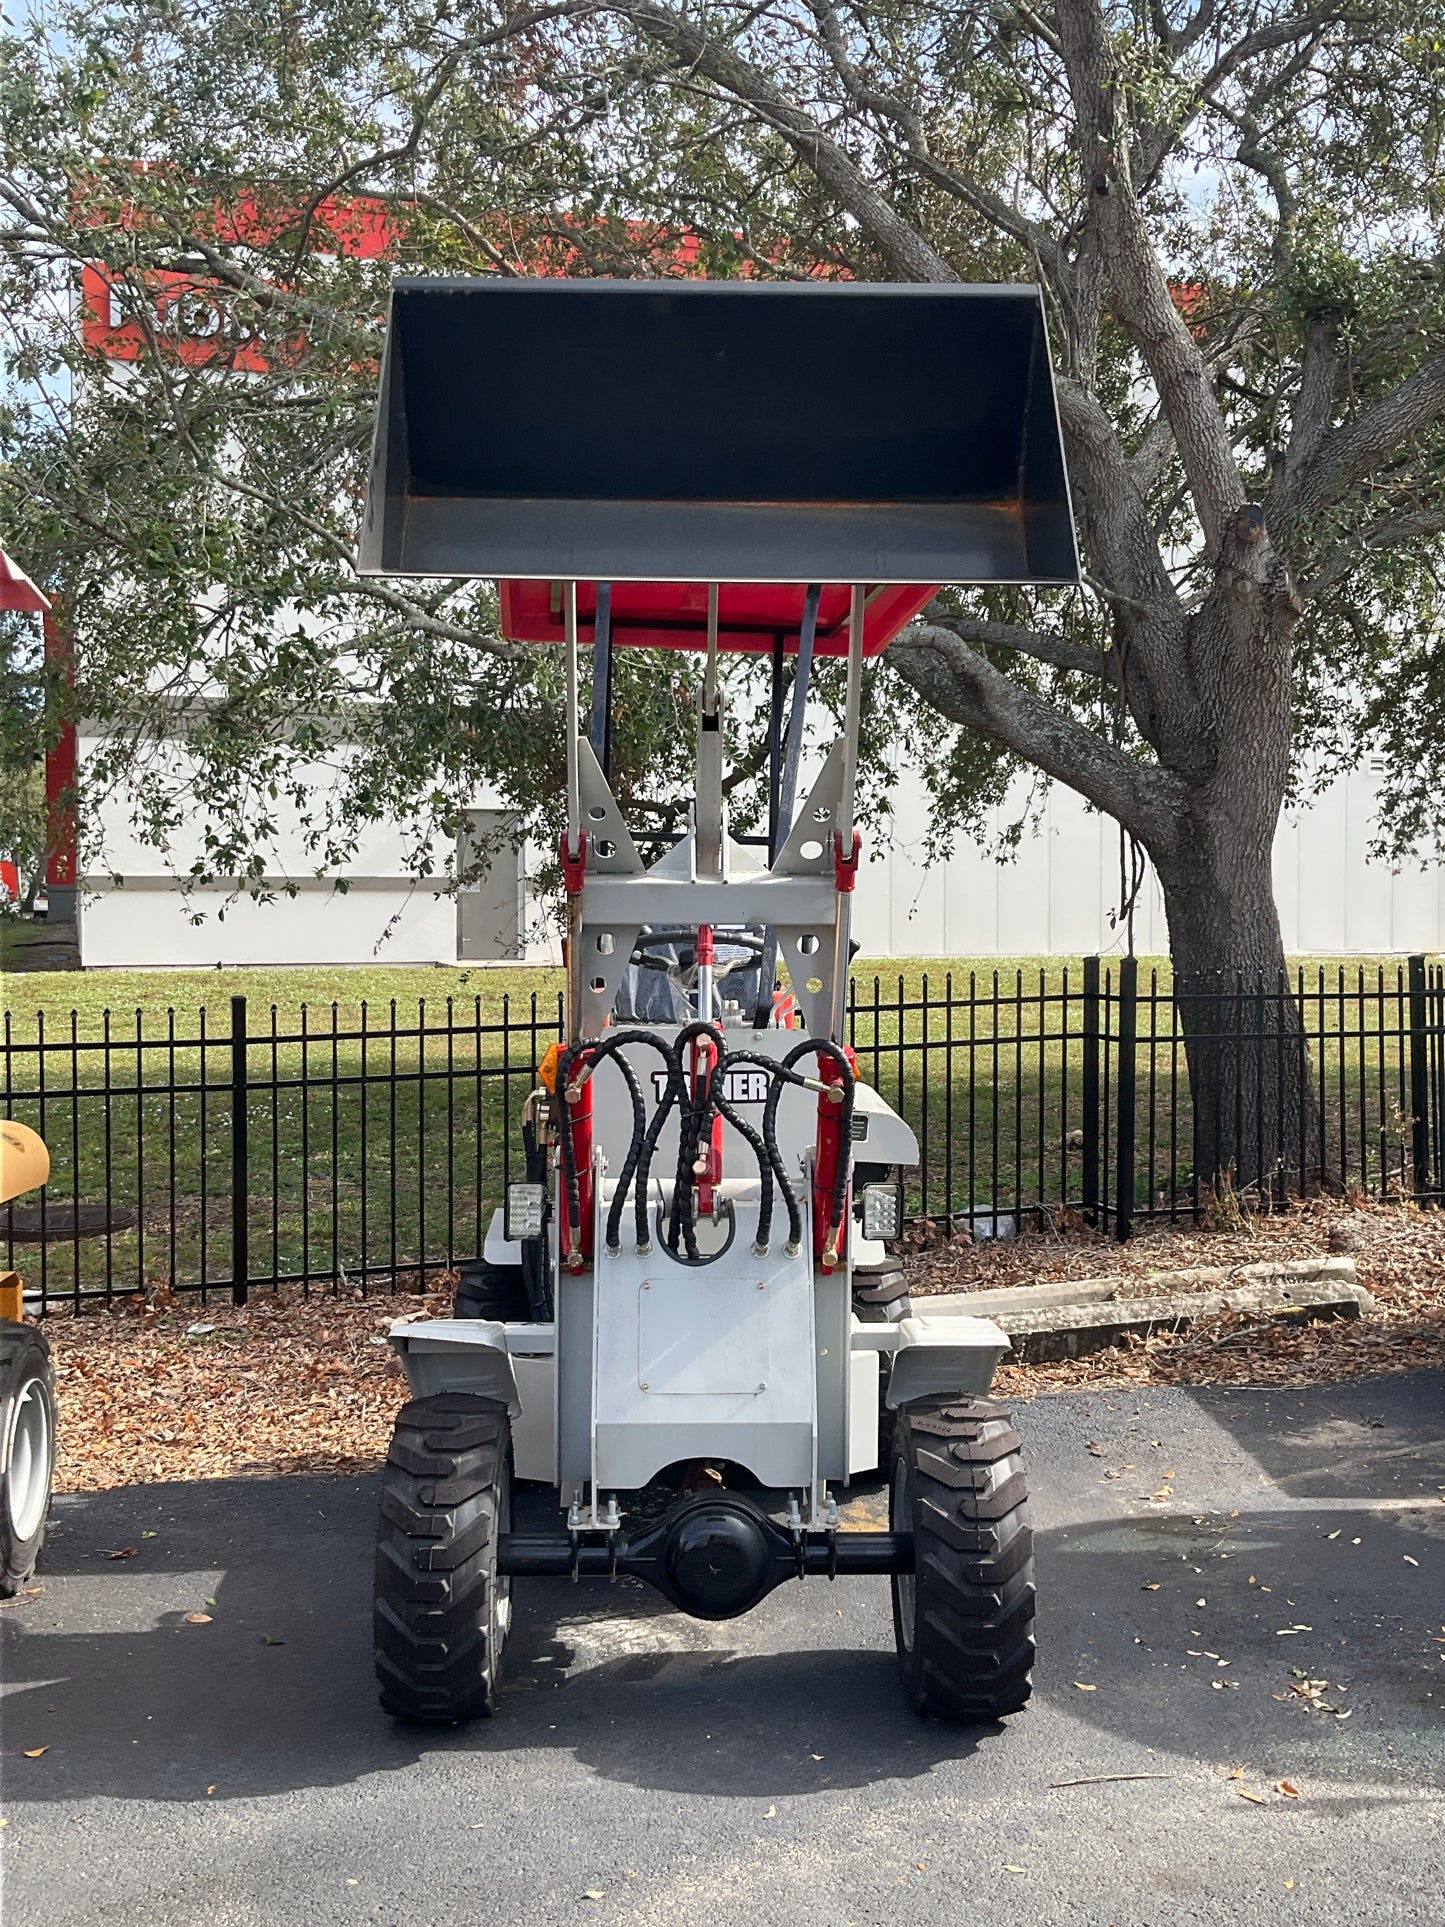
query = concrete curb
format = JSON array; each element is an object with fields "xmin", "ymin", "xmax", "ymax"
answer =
[{"xmin": 912, "ymin": 1256, "xmax": 1373, "ymax": 1364}]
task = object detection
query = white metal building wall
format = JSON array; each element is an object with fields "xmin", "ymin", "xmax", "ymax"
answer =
[
  {"xmin": 848, "ymin": 759, "xmax": 1444, "ymax": 960},
  {"xmin": 76, "ymin": 731, "xmax": 1442, "ymax": 966},
  {"xmin": 75, "ymin": 734, "xmax": 501, "ymax": 969}
]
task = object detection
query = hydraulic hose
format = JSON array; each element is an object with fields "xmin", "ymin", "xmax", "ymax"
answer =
[
  {"xmin": 772, "ymin": 1037, "xmax": 855, "ymax": 1245},
  {"xmin": 554, "ymin": 1028, "xmax": 845, "ymax": 1269},
  {"xmin": 560, "ymin": 1029, "xmax": 688, "ymax": 1255},
  {"xmin": 719, "ymin": 1048, "xmax": 815, "ymax": 1253}
]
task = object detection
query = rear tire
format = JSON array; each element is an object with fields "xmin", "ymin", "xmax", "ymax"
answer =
[
  {"xmin": 0, "ymin": 1322, "xmax": 55, "ymax": 1599},
  {"xmin": 890, "ymin": 1395, "xmax": 1034, "ymax": 1723},
  {"xmin": 453, "ymin": 1259, "xmax": 530, "ymax": 1323},
  {"xmin": 374, "ymin": 1393, "xmax": 513, "ymax": 1723}
]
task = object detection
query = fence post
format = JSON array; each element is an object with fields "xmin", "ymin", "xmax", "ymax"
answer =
[
  {"xmin": 1081, "ymin": 956, "xmax": 1100, "ymax": 1224},
  {"xmin": 1407, "ymin": 955, "xmax": 1432, "ymax": 1201},
  {"xmin": 1115, "ymin": 956, "xmax": 1138, "ymax": 1242},
  {"xmin": 230, "ymin": 993, "xmax": 249, "ymax": 1306}
]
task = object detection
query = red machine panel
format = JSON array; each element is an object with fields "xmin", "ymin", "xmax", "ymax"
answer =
[{"xmin": 498, "ymin": 581, "xmax": 936, "ymax": 656}]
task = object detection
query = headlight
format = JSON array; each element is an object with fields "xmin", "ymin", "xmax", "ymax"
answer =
[
  {"xmin": 860, "ymin": 1182, "xmax": 903, "ymax": 1242},
  {"xmin": 505, "ymin": 1181, "xmax": 546, "ymax": 1240}
]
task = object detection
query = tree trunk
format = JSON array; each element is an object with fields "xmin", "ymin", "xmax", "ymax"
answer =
[{"xmin": 1153, "ymin": 796, "xmax": 1320, "ymax": 1200}]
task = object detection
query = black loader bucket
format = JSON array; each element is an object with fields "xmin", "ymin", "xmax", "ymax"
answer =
[{"xmin": 359, "ymin": 278, "xmax": 1078, "ymax": 587}]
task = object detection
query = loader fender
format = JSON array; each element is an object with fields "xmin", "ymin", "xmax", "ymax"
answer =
[{"xmin": 389, "ymin": 1319, "xmax": 523, "ymax": 1416}]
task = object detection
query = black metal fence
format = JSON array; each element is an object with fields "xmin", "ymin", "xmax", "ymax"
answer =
[{"xmin": 3, "ymin": 958, "xmax": 1442, "ymax": 1309}]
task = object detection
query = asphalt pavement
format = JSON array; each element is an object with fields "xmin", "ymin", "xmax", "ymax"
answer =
[{"xmin": 3, "ymin": 1372, "xmax": 1444, "ymax": 1926}]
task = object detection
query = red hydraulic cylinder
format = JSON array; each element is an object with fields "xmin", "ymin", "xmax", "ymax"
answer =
[
  {"xmin": 692, "ymin": 926, "xmax": 724, "ymax": 1214},
  {"xmin": 812, "ymin": 1046, "xmax": 857, "ymax": 1270},
  {"xmin": 562, "ymin": 1058, "xmax": 594, "ymax": 1270}
]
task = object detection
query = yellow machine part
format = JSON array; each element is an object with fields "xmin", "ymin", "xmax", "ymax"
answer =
[
  {"xmin": 0, "ymin": 1119, "xmax": 49, "ymax": 1207},
  {"xmin": 0, "ymin": 1121, "xmax": 48, "ymax": 1319}
]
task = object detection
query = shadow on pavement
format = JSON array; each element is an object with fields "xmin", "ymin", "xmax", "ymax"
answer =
[{"xmin": 2, "ymin": 1371, "xmax": 1442, "ymax": 1809}]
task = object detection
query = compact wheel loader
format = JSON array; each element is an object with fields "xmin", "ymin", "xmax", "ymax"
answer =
[{"xmin": 359, "ymin": 275, "xmax": 1079, "ymax": 1723}]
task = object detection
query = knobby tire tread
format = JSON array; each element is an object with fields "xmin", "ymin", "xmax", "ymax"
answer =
[
  {"xmin": 894, "ymin": 1395, "xmax": 1035, "ymax": 1724},
  {"xmin": 373, "ymin": 1392, "xmax": 510, "ymax": 1724}
]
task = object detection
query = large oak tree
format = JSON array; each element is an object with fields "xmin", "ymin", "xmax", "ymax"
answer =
[{"xmin": 3, "ymin": 0, "xmax": 1444, "ymax": 1181}]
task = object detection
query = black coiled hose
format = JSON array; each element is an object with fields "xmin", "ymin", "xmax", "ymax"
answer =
[
  {"xmin": 556, "ymin": 1030, "xmax": 691, "ymax": 1261},
  {"xmin": 555, "ymin": 1029, "xmax": 848, "ymax": 1266}
]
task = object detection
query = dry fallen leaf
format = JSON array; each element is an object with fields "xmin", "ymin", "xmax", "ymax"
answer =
[
  {"xmin": 1284, "ymin": 1879, "xmax": 1296, "ymax": 1890},
  {"xmin": 582, "ymin": 1891, "xmax": 606, "ymax": 1902},
  {"xmin": 105, "ymin": 1548, "xmax": 138, "ymax": 1561},
  {"xmin": 1142, "ymin": 1583, "xmax": 1161, "ymax": 1592},
  {"xmin": 22, "ymin": 1748, "xmax": 47, "ymax": 1759},
  {"xmin": 1073, "ymin": 1682, "xmax": 1097, "ymax": 1691},
  {"xmin": 1237, "ymin": 1790, "xmax": 1269, "ymax": 1805},
  {"xmin": 764, "ymin": 1805, "xmax": 776, "ymax": 1818},
  {"xmin": 183, "ymin": 1612, "xmax": 212, "ymax": 1625},
  {"xmin": 1003, "ymin": 1865, "xmax": 1027, "ymax": 1873},
  {"xmin": 1404, "ymin": 1556, "xmax": 1420, "ymax": 1567},
  {"xmin": 1228, "ymin": 1767, "xmax": 1245, "ymax": 1780},
  {"xmin": 206, "ymin": 1784, "xmax": 217, "ymax": 1796},
  {"xmin": 1276, "ymin": 1780, "xmax": 1301, "ymax": 1798}
]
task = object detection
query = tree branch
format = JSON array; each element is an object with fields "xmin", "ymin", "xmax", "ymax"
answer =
[
  {"xmin": 804, "ymin": 0, "xmax": 1064, "ymax": 272},
  {"xmin": 1055, "ymin": 379, "xmax": 1181, "ymax": 615},
  {"xmin": 1055, "ymin": 0, "xmax": 1245, "ymax": 557},
  {"xmin": 1217, "ymin": 99, "xmax": 1298, "ymax": 280},
  {"xmin": 1284, "ymin": 342, "xmax": 1445, "ymax": 531},
  {"xmin": 287, "ymin": 2, "xmax": 598, "ymax": 263},
  {"xmin": 1303, "ymin": 504, "xmax": 1445, "ymax": 599},
  {"xmin": 1192, "ymin": 6, "xmax": 1366, "ymax": 105},
  {"xmin": 888, "ymin": 622, "xmax": 1183, "ymax": 848},
  {"xmin": 1280, "ymin": 314, "xmax": 1339, "ymax": 482},
  {"xmin": 615, "ymin": 0, "xmax": 957, "ymax": 283},
  {"xmin": 922, "ymin": 605, "xmax": 1113, "ymax": 679}
]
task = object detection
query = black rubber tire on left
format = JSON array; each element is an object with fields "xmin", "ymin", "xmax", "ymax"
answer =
[
  {"xmin": 453, "ymin": 1259, "xmax": 531, "ymax": 1323},
  {"xmin": 889, "ymin": 1393, "xmax": 1035, "ymax": 1723},
  {"xmin": 0, "ymin": 1321, "xmax": 56, "ymax": 1599},
  {"xmin": 374, "ymin": 1392, "xmax": 513, "ymax": 1724}
]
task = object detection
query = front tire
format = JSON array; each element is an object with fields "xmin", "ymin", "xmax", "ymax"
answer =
[
  {"xmin": 374, "ymin": 1393, "xmax": 513, "ymax": 1723},
  {"xmin": 0, "ymin": 1322, "xmax": 55, "ymax": 1599},
  {"xmin": 890, "ymin": 1395, "xmax": 1035, "ymax": 1723}
]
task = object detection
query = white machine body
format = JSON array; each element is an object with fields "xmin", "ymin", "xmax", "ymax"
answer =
[
  {"xmin": 391, "ymin": 1055, "xmax": 1011, "ymax": 1514},
  {"xmin": 388, "ymin": 588, "xmax": 1011, "ymax": 1527}
]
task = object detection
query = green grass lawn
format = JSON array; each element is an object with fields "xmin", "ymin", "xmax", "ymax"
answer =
[{"xmin": 1, "ymin": 951, "xmax": 1428, "ymax": 1304}]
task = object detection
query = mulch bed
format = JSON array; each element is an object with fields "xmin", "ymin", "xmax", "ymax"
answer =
[
  {"xmin": 33, "ymin": 1199, "xmax": 1445, "ymax": 1493},
  {"xmin": 43, "ymin": 1286, "xmax": 448, "ymax": 1494},
  {"xmin": 905, "ymin": 1196, "xmax": 1445, "ymax": 1398}
]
